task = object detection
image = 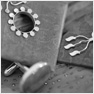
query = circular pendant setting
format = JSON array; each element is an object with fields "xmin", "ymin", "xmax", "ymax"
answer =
[{"xmin": 8, "ymin": 6, "xmax": 40, "ymax": 38}]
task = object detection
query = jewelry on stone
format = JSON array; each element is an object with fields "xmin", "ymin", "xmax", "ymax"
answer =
[
  {"xmin": 8, "ymin": 6, "xmax": 40, "ymax": 38},
  {"xmin": 64, "ymin": 32, "xmax": 93, "ymax": 56}
]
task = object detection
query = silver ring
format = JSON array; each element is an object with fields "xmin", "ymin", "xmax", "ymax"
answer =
[{"xmin": 8, "ymin": 6, "xmax": 40, "ymax": 38}]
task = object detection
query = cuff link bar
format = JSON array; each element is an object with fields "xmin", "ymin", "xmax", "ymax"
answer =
[
  {"xmin": 4, "ymin": 61, "xmax": 48, "ymax": 77},
  {"xmin": 4, "ymin": 62, "xmax": 29, "ymax": 76},
  {"xmin": 64, "ymin": 32, "xmax": 93, "ymax": 56}
]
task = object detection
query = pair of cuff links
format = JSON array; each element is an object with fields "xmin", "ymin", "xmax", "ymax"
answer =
[
  {"xmin": 4, "ymin": 61, "xmax": 51, "ymax": 93},
  {"xmin": 64, "ymin": 32, "xmax": 93, "ymax": 56}
]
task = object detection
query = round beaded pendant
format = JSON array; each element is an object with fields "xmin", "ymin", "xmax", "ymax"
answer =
[{"xmin": 8, "ymin": 6, "xmax": 40, "ymax": 38}]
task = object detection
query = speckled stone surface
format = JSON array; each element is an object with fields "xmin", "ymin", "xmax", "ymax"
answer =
[{"xmin": 1, "ymin": 1, "xmax": 93, "ymax": 93}]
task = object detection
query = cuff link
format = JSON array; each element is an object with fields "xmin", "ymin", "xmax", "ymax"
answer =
[
  {"xmin": 4, "ymin": 61, "xmax": 48, "ymax": 77},
  {"xmin": 4, "ymin": 62, "xmax": 19, "ymax": 76},
  {"xmin": 64, "ymin": 32, "xmax": 93, "ymax": 56},
  {"xmin": 8, "ymin": 6, "xmax": 40, "ymax": 38},
  {"xmin": 4, "ymin": 62, "xmax": 28, "ymax": 76}
]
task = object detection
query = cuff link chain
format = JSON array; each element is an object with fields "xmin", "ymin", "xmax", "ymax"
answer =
[{"xmin": 64, "ymin": 32, "xmax": 93, "ymax": 56}]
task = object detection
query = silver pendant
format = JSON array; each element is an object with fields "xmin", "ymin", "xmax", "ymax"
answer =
[
  {"xmin": 5, "ymin": 1, "xmax": 40, "ymax": 38},
  {"xmin": 7, "ymin": 6, "xmax": 40, "ymax": 38},
  {"xmin": 64, "ymin": 32, "xmax": 93, "ymax": 56}
]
